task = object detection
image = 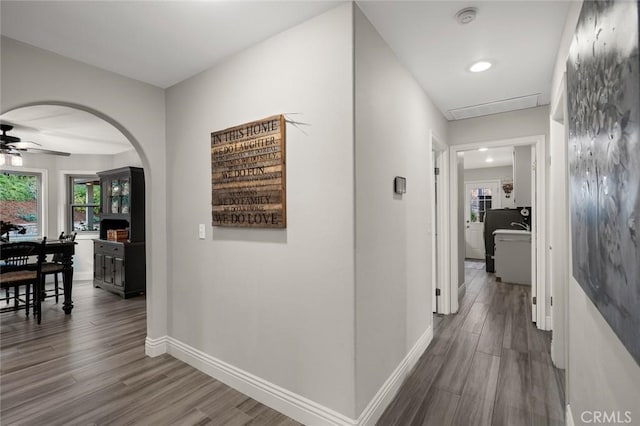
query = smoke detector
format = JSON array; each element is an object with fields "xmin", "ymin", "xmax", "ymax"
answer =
[{"xmin": 456, "ymin": 7, "xmax": 477, "ymax": 25}]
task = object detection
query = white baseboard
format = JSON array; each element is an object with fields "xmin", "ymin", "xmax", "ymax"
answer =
[
  {"xmin": 356, "ymin": 325, "xmax": 433, "ymax": 425},
  {"xmin": 546, "ymin": 315, "xmax": 553, "ymax": 331},
  {"xmin": 145, "ymin": 335, "xmax": 168, "ymax": 357},
  {"xmin": 166, "ymin": 336, "xmax": 356, "ymax": 426},
  {"xmin": 458, "ymin": 282, "xmax": 467, "ymax": 301},
  {"xmin": 151, "ymin": 325, "xmax": 434, "ymax": 426},
  {"xmin": 43, "ymin": 271, "xmax": 92, "ymax": 284},
  {"xmin": 566, "ymin": 404, "xmax": 575, "ymax": 426},
  {"xmin": 74, "ymin": 271, "xmax": 93, "ymax": 281}
]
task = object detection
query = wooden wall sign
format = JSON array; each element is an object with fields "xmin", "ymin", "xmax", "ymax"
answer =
[{"xmin": 211, "ymin": 115, "xmax": 286, "ymax": 228}]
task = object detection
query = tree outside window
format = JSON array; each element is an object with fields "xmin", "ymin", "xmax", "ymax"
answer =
[
  {"xmin": 69, "ymin": 176, "xmax": 100, "ymax": 233},
  {"xmin": 0, "ymin": 171, "xmax": 42, "ymax": 240}
]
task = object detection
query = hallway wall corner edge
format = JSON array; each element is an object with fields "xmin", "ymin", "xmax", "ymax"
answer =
[
  {"xmin": 566, "ymin": 404, "xmax": 575, "ymax": 426},
  {"xmin": 148, "ymin": 327, "xmax": 433, "ymax": 426},
  {"xmin": 355, "ymin": 325, "xmax": 434, "ymax": 425},
  {"xmin": 145, "ymin": 335, "xmax": 169, "ymax": 357},
  {"xmin": 163, "ymin": 336, "xmax": 359, "ymax": 426}
]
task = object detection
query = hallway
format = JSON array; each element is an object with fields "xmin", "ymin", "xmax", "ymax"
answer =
[{"xmin": 378, "ymin": 261, "xmax": 565, "ymax": 426}]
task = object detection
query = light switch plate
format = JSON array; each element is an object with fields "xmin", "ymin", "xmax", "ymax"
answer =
[{"xmin": 198, "ymin": 224, "xmax": 206, "ymax": 239}]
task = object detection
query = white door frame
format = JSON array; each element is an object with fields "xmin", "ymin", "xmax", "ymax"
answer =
[
  {"xmin": 430, "ymin": 130, "xmax": 450, "ymax": 314},
  {"xmin": 464, "ymin": 179, "xmax": 502, "ymax": 259},
  {"xmin": 448, "ymin": 135, "xmax": 547, "ymax": 329},
  {"xmin": 550, "ymin": 73, "xmax": 569, "ymax": 367}
]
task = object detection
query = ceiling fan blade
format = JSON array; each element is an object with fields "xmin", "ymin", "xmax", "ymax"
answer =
[
  {"xmin": 22, "ymin": 147, "xmax": 71, "ymax": 156},
  {"xmin": 14, "ymin": 140, "xmax": 42, "ymax": 147},
  {"xmin": 0, "ymin": 134, "xmax": 20, "ymax": 144}
]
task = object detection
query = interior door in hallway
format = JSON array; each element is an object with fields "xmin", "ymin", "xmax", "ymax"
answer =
[{"xmin": 465, "ymin": 181, "xmax": 500, "ymax": 259}]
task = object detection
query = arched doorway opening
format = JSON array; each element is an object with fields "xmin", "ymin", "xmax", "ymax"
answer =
[{"xmin": 1, "ymin": 103, "xmax": 153, "ymax": 328}]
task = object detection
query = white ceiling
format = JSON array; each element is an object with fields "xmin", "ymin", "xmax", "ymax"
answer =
[
  {"xmin": 463, "ymin": 146, "xmax": 513, "ymax": 170},
  {"xmin": 0, "ymin": 1, "xmax": 342, "ymax": 88},
  {"xmin": 0, "ymin": 1, "xmax": 571, "ymax": 154},
  {"xmin": 357, "ymin": 1, "xmax": 570, "ymax": 119},
  {"xmin": 1, "ymin": 105, "xmax": 131, "ymax": 155},
  {"xmin": 0, "ymin": 1, "xmax": 341, "ymax": 155}
]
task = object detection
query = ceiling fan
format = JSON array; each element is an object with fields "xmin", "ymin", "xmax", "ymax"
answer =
[{"xmin": 1, "ymin": 124, "xmax": 71, "ymax": 160}]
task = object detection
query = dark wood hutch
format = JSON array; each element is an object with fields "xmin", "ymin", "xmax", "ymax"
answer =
[{"xmin": 93, "ymin": 166, "xmax": 145, "ymax": 298}]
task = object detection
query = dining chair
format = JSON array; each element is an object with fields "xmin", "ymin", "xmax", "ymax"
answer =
[
  {"xmin": 0, "ymin": 238, "xmax": 47, "ymax": 323},
  {"xmin": 43, "ymin": 232, "xmax": 76, "ymax": 303},
  {"xmin": 2, "ymin": 249, "xmax": 30, "ymax": 312}
]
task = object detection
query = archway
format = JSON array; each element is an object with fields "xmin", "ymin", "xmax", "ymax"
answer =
[{"xmin": 1, "ymin": 102, "xmax": 159, "ymax": 343}]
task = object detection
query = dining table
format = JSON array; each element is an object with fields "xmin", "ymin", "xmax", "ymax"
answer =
[
  {"xmin": 43, "ymin": 239, "xmax": 76, "ymax": 314},
  {"xmin": 1, "ymin": 238, "xmax": 77, "ymax": 314}
]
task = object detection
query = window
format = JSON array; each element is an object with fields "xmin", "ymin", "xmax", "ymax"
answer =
[
  {"xmin": 469, "ymin": 187, "xmax": 493, "ymax": 223},
  {"xmin": 69, "ymin": 176, "xmax": 100, "ymax": 233},
  {"xmin": 0, "ymin": 170, "xmax": 43, "ymax": 240}
]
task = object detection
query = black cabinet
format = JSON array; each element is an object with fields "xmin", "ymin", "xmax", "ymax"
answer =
[
  {"xmin": 93, "ymin": 240, "xmax": 145, "ymax": 298},
  {"xmin": 97, "ymin": 167, "xmax": 145, "ymax": 242},
  {"xmin": 93, "ymin": 167, "xmax": 145, "ymax": 298},
  {"xmin": 95, "ymin": 252, "xmax": 104, "ymax": 282}
]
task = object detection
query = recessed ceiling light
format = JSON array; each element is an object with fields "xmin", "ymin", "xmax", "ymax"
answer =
[
  {"xmin": 486, "ymin": 157, "xmax": 494, "ymax": 163},
  {"xmin": 478, "ymin": 147, "xmax": 488, "ymax": 152},
  {"xmin": 469, "ymin": 61, "xmax": 492, "ymax": 73}
]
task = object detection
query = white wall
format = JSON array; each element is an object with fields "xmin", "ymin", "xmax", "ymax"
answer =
[
  {"xmin": 464, "ymin": 166, "xmax": 515, "ymax": 209},
  {"xmin": 113, "ymin": 149, "xmax": 143, "ymax": 168},
  {"xmin": 1, "ymin": 36, "xmax": 168, "ymax": 340},
  {"xmin": 548, "ymin": 0, "xmax": 583, "ymax": 375},
  {"xmin": 354, "ymin": 5, "xmax": 448, "ymax": 415},
  {"xmin": 549, "ymin": 1, "xmax": 640, "ymax": 423},
  {"xmin": 550, "ymin": 2, "xmax": 582, "ymax": 115},
  {"xmin": 457, "ymin": 153, "xmax": 465, "ymax": 288},
  {"xmin": 549, "ymin": 114, "xmax": 568, "ymax": 368},
  {"xmin": 165, "ymin": 4, "xmax": 356, "ymax": 418},
  {"xmin": 448, "ymin": 106, "xmax": 550, "ymax": 147},
  {"xmin": 513, "ymin": 146, "xmax": 532, "ymax": 207}
]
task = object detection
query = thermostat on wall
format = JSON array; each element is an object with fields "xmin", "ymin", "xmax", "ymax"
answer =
[{"xmin": 394, "ymin": 176, "xmax": 406, "ymax": 194}]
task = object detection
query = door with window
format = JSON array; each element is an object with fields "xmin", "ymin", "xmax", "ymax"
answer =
[{"xmin": 465, "ymin": 181, "xmax": 500, "ymax": 259}]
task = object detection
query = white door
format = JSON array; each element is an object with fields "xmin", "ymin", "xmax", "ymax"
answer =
[{"xmin": 465, "ymin": 181, "xmax": 500, "ymax": 259}]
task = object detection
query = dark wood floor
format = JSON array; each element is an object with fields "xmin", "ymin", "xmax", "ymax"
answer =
[
  {"xmin": 378, "ymin": 260, "xmax": 565, "ymax": 426},
  {"xmin": 0, "ymin": 281, "xmax": 301, "ymax": 426},
  {"xmin": 2, "ymin": 266, "xmax": 565, "ymax": 426}
]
